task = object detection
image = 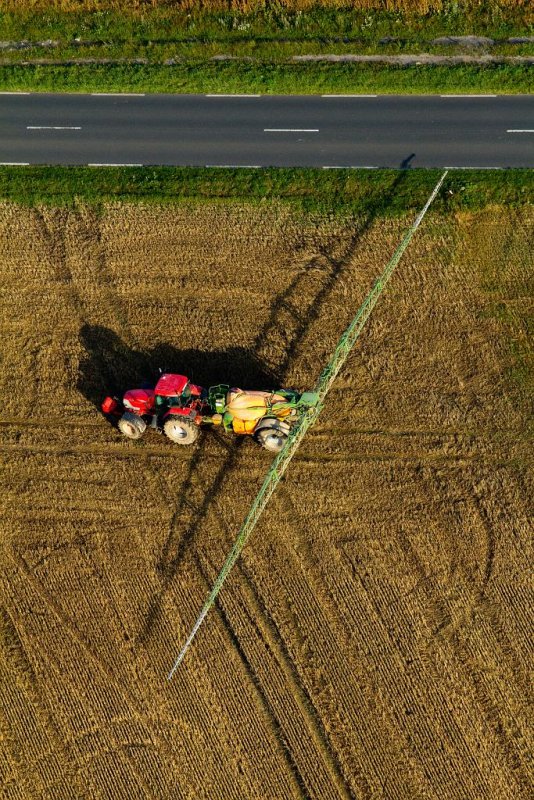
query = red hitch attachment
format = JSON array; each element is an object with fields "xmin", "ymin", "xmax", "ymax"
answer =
[{"xmin": 102, "ymin": 396, "xmax": 120, "ymax": 415}]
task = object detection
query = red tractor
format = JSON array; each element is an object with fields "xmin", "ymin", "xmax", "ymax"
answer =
[{"xmin": 102, "ymin": 372, "xmax": 318, "ymax": 452}]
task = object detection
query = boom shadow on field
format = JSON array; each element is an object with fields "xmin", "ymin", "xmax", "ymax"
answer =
[{"xmin": 77, "ymin": 162, "xmax": 417, "ymax": 650}]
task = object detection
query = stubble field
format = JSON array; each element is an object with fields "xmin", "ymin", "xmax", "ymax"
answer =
[{"xmin": 0, "ymin": 199, "xmax": 532, "ymax": 799}]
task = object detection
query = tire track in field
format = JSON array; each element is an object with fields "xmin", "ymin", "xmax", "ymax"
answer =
[
  {"xmin": 33, "ymin": 208, "xmax": 88, "ymax": 320},
  {"xmin": 333, "ymin": 537, "xmax": 495, "ymax": 798},
  {"xmin": 33, "ymin": 205, "xmax": 151, "ymax": 377},
  {"xmin": 205, "ymin": 598, "xmax": 310, "ymax": 800},
  {"xmin": 0, "ymin": 607, "xmax": 93, "ymax": 799},
  {"xmin": 74, "ymin": 204, "xmax": 140, "ymax": 345},
  {"xmin": 0, "ymin": 440, "xmax": 217, "ymax": 461},
  {"xmin": 3, "ymin": 598, "xmax": 158, "ymax": 800},
  {"xmin": 7, "ymin": 550, "xmax": 182, "ymax": 777},
  {"xmin": 0, "ymin": 417, "xmax": 103, "ymax": 428},
  {"xmin": 31, "ymin": 206, "xmax": 169, "ymax": 597},
  {"xmin": 136, "ymin": 437, "xmax": 311, "ymax": 798},
  {"xmin": 472, "ymin": 480, "xmax": 497, "ymax": 596},
  {"xmin": 276, "ymin": 460, "xmax": 497, "ymax": 798},
  {"xmin": 420, "ymin": 464, "xmax": 533, "ymax": 695},
  {"xmin": 329, "ymin": 459, "xmax": 531, "ymax": 798},
  {"xmin": 4, "ymin": 600, "xmax": 163, "ymax": 800},
  {"xmin": 194, "ymin": 547, "xmax": 350, "ymax": 800},
  {"xmin": 261, "ymin": 487, "xmax": 440, "ymax": 800}
]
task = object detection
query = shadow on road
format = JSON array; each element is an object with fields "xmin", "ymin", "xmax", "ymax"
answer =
[{"xmin": 400, "ymin": 153, "xmax": 416, "ymax": 169}]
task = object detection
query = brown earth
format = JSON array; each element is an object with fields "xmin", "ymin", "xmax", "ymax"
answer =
[{"xmin": 0, "ymin": 200, "xmax": 532, "ymax": 800}]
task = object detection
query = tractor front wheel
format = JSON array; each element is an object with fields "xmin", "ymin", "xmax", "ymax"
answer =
[
  {"xmin": 164, "ymin": 416, "xmax": 199, "ymax": 445},
  {"xmin": 118, "ymin": 412, "xmax": 146, "ymax": 440}
]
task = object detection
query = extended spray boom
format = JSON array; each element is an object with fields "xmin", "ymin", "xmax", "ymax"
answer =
[{"xmin": 168, "ymin": 171, "xmax": 448, "ymax": 679}]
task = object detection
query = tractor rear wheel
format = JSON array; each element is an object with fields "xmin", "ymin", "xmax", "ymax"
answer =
[
  {"xmin": 164, "ymin": 416, "xmax": 199, "ymax": 445},
  {"xmin": 118, "ymin": 412, "xmax": 146, "ymax": 440},
  {"xmin": 255, "ymin": 425, "xmax": 288, "ymax": 453}
]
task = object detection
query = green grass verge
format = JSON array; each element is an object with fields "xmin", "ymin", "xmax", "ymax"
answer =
[
  {"xmin": 0, "ymin": 166, "xmax": 532, "ymax": 214},
  {"xmin": 1, "ymin": 6, "xmax": 531, "ymax": 94},
  {"xmin": 1, "ymin": 61, "xmax": 532, "ymax": 94}
]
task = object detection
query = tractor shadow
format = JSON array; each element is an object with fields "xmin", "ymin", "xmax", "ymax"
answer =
[
  {"xmin": 78, "ymin": 164, "xmax": 417, "ymax": 649},
  {"xmin": 77, "ymin": 324, "xmax": 279, "ymax": 414}
]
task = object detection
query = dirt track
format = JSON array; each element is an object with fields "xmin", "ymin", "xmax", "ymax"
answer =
[{"xmin": 0, "ymin": 200, "xmax": 532, "ymax": 799}]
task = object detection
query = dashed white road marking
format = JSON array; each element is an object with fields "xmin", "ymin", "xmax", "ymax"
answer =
[
  {"xmin": 87, "ymin": 163, "xmax": 143, "ymax": 167},
  {"xmin": 27, "ymin": 126, "xmax": 81, "ymax": 130},
  {"xmin": 0, "ymin": 91, "xmax": 30, "ymax": 95},
  {"xmin": 206, "ymin": 164, "xmax": 261, "ymax": 168},
  {"xmin": 264, "ymin": 128, "xmax": 319, "ymax": 132},
  {"xmin": 0, "ymin": 161, "xmax": 30, "ymax": 165},
  {"xmin": 507, "ymin": 129, "xmax": 534, "ymax": 133},
  {"xmin": 441, "ymin": 94, "xmax": 497, "ymax": 98}
]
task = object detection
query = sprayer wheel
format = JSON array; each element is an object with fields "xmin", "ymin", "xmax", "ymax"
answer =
[{"xmin": 255, "ymin": 426, "xmax": 288, "ymax": 453}]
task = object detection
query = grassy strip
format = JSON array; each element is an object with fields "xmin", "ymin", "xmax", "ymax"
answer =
[
  {"xmin": 0, "ymin": 41, "xmax": 532, "ymax": 62},
  {"xmin": 0, "ymin": 166, "xmax": 532, "ymax": 213},
  {"xmin": 1, "ymin": 6, "xmax": 531, "ymax": 47},
  {"xmin": 1, "ymin": 61, "xmax": 532, "ymax": 94}
]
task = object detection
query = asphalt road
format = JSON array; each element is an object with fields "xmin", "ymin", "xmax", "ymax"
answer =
[{"xmin": 1, "ymin": 92, "xmax": 533, "ymax": 168}]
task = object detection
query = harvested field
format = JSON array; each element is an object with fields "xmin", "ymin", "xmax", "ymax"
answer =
[{"xmin": 0, "ymin": 199, "xmax": 532, "ymax": 800}]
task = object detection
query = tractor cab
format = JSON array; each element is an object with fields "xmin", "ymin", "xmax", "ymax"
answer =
[{"xmin": 153, "ymin": 373, "xmax": 205, "ymax": 410}]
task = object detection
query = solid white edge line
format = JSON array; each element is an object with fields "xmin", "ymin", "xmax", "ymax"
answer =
[
  {"xmin": 507, "ymin": 129, "xmax": 534, "ymax": 133},
  {"xmin": 264, "ymin": 128, "xmax": 319, "ymax": 132},
  {"xmin": 87, "ymin": 163, "xmax": 143, "ymax": 167},
  {"xmin": 205, "ymin": 94, "xmax": 261, "ymax": 97},
  {"xmin": 0, "ymin": 162, "xmax": 30, "ymax": 165},
  {"xmin": 321, "ymin": 94, "xmax": 377, "ymax": 98},
  {"xmin": 443, "ymin": 166, "xmax": 503, "ymax": 170},
  {"xmin": 91, "ymin": 93, "xmax": 145, "ymax": 97},
  {"xmin": 27, "ymin": 126, "xmax": 82, "ymax": 130},
  {"xmin": 322, "ymin": 165, "xmax": 378, "ymax": 169}
]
